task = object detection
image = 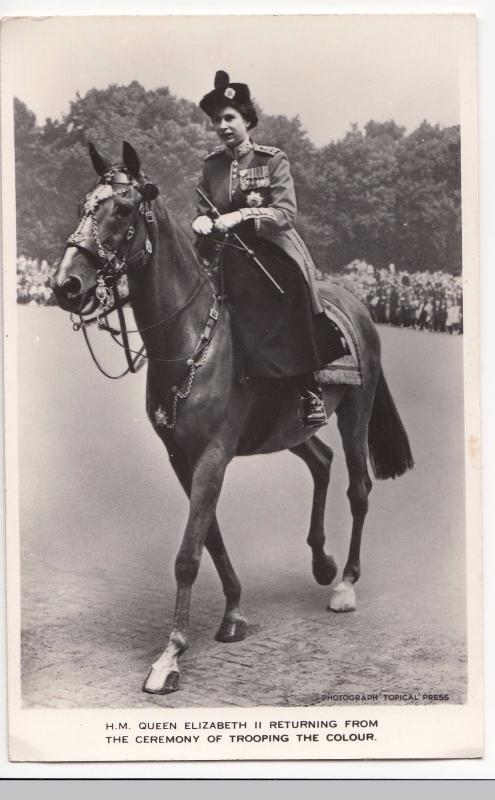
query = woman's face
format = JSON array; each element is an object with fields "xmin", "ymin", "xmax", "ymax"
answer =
[{"xmin": 211, "ymin": 106, "xmax": 249, "ymax": 147}]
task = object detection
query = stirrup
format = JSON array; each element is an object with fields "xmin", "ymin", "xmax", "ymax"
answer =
[{"xmin": 300, "ymin": 389, "xmax": 328, "ymax": 428}]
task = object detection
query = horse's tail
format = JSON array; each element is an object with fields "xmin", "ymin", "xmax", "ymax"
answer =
[{"xmin": 368, "ymin": 369, "xmax": 414, "ymax": 480}]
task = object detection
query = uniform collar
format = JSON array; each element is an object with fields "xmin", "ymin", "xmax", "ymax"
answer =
[{"xmin": 225, "ymin": 138, "xmax": 254, "ymax": 160}]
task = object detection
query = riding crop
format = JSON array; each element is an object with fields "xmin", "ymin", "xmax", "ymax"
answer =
[{"xmin": 196, "ymin": 188, "xmax": 285, "ymax": 295}]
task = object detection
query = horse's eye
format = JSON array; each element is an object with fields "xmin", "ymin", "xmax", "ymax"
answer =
[{"xmin": 114, "ymin": 203, "xmax": 133, "ymax": 218}]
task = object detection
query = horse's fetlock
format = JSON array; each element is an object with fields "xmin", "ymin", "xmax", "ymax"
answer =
[
  {"xmin": 224, "ymin": 606, "xmax": 245, "ymax": 623},
  {"xmin": 170, "ymin": 631, "xmax": 188, "ymax": 654},
  {"xmin": 225, "ymin": 586, "xmax": 242, "ymax": 606},
  {"xmin": 344, "ymin": 564, "xmax": 361, "ymax": 583},
  {"xmin": 307, "ymin": 538, "xmax": 325, "ymax": 553}
]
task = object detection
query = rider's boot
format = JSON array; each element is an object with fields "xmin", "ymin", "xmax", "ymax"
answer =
[{"xmin": 300, "ymin": 374, "xmax": 328, "ymax": 428}]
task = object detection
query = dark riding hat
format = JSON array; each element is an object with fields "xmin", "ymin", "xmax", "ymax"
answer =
[{"xmin": 199, "ymin": 70, "xmax": 258, "ymax": 129}]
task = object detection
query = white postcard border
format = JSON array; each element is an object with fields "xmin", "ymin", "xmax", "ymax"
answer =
[{"xmin": 1, "ymin": 3, "xmax": 490, "ymax": 776}]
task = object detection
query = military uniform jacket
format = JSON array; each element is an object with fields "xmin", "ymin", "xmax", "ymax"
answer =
[{"xmin": 195, "ymin": 141, "xmax": 323, "ymax": 314}]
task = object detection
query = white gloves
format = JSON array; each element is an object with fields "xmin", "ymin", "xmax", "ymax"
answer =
[
  {"xmin": 192, "ymin": 211, "xmax": 243, "ymax": 236},
  {"xmin": 191, "ymin": 215, "xmax": 214, "ymax": 236},
  {"xmin": 213, "ymin": 211, "xmax": 243, "ymax": 233}
]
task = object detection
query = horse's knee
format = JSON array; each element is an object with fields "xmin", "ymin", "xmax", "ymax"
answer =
[
  {"xmin": 347, "ymin": 479, "xmax": 371, "ymax": 517},
  {"xmin": 175, "ymin": 551, "xmax": 200, "ymax": 585}
]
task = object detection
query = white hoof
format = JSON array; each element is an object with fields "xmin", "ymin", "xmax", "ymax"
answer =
[
  {"xmin": 328, "ymin": 580, "xmax": 356, "ymax": 612},
  {"xmin": 143, "ymin": 663, "xmax": 180, "ymax": 694},
  {"xmin": 142, "ymin": 650, "xmax": 181, "ymax": 694}
]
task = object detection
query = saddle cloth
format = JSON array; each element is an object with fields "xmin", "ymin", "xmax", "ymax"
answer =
[{"xmin": 316, "ymin": 297, "xmax": 363, "ymax": 387}]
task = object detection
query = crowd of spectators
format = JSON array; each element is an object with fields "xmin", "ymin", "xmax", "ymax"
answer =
[
  {"xmin": 17, "ymin": 255, "xmax": 57, "ymax": 306},
  {"xmin": 330, "ymin": 260, "xmax": 463, "ymax": 335},
  {"xmin": 17, "ymin": 256, "xmax": 463, "ymax": 335}
]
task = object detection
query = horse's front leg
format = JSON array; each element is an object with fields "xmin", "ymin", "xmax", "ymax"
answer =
[
  {"xmin": 167, "ymin": 443, "xmax": 247, "ymax": 644},
  {"xmin": 143, "ymin": 445, "xmax": 228, "ymax": 694},
  {"xmin": 208, "ymin": 516, "xmax": 247, "ymax": 643}
]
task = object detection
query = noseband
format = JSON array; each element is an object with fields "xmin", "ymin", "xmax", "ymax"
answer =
[{"xmin": 67, "ymin": 169, "xmax": 155, "ymax": 314}]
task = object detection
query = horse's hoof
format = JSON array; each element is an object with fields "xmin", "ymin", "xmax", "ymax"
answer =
[
  {"xmin": 215, "ymin": 618, "xmax": 248, "ymax": 643},
  {"xmin": 312, "ymin": 554, "xmax": 338, "ymax": 586},
  {"xmin": 328, "ymin": 581, "xmax": 356, "ymax": 612},
  {"xmin": 142, "ymin": 668, "xmax": 180, "ymax": 694}
]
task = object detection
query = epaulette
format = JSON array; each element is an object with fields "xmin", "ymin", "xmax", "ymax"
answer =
[
  {"xmin": 253, "ymin": 144, "xmax": 281, "ymax": 157},
  {"xmin": 205, "ymin": 146, "xmax": 225, "ymax": 161}
]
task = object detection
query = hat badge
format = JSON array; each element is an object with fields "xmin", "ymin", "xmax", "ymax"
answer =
[{"xmin": 224, "ymin": 87, "xmax": 236, "ymax": 99}]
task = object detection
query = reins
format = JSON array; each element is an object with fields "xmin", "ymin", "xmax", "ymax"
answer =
[
  {"xmin": 79, "ymin": 318, "xmax": 146, "ymax": 380},
  {"xmin": 73, "ymin": 275, "xmax": 221, "ymax": 371},
  {"xmin": 71, "ymin": 269, "xmax": 209, "ymax": 378},
  {"xmin": 76, "ymin": 284, "xmax": 223, "ymax": 425}
]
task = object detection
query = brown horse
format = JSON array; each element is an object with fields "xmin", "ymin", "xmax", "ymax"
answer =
[{"xmin": 52, "ymin": 142, "xmax": 413, "ymax": 695}]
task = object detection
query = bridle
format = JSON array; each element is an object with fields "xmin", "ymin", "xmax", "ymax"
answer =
[
  {"xmin": 67, "ymin": 167, "xmax": 182, "ymax": 378},
  {"xmin": 67, "ymin": 168, "xmax": 156, "ymax": 315},
  {"xmin": 64, "ymin": 166, "xmax": 224, "ymax": 428}
]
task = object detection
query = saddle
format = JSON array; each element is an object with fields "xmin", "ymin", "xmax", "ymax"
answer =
[
  {"xmin": 316, "ymin": 297, "xmax": 363, "ymax": 387},
  {"xmin": 203, "ymin": 257, "xmax": 363, "ymax": 390}
]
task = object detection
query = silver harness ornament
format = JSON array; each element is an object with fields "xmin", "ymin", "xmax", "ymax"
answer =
[{"xmin": 67, "ymin": 176, "xmax": 154, "ymax": 318}]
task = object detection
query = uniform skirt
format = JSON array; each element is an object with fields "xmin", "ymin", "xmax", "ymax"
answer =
[{"xmin": 200, "ymin": 234, "xmax": 342, "ymax": 380}]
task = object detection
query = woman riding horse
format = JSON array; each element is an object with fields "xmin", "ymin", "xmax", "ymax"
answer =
[
  {"xmin": 193, "ymin": 70, "xmax": 343, "ymax": 428},
  {"xmin": 52, "ymin": 135, "xmax": 413, "ymax": 695}
]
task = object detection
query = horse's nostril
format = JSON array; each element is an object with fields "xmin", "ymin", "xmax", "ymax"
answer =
[{"xmin": 61, "ymin": 276, "xmax": 83, "ymax": 299}]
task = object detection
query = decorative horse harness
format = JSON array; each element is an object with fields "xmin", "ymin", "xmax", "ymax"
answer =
[
  {"xmin": 68, "ymin": 170, "xmax": 155, "ymax": 314},
  {"xmin": 67, "ymin": 168, "xmax": 222, "ymax": 427}
]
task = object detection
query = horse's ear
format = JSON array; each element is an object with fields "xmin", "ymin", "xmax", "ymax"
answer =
[
  {"xmin": 122, "ymin": 141, "xmax": 141, "ymax": 179},
  {"xmin": 88, "ymin": 142, "xmax": 111, "ymax": 176}
]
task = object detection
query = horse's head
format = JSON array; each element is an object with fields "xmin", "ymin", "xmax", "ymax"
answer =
[{"xmin": 52, "ymin": 141, "xmax": 159, "ymax": 315}]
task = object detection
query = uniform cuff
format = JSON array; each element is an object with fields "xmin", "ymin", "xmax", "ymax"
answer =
[{"xmin": 239, "ymin": 207, "xmax": 278, "ymax": 223}]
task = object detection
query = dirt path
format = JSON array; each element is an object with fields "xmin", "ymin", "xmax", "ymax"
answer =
[{"xmin": 18, "ymin": 308, "xmax": 466, "ymax": 708}]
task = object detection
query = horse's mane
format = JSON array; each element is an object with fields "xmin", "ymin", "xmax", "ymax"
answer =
[
  {"xmin": 153, "ymin": 194, "xmax": 203, "ymax": 272},
  {"xmin": 103, "ymin": 162, "xmax": 202, "ymax": 273}
]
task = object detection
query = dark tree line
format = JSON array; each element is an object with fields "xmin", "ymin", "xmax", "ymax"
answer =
[{"xmin": 14, "ymin": 81, "xmax": 462, "ymax": 274}]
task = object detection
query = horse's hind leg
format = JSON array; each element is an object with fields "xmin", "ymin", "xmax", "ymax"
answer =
[
  {"xmin": 290, "ymin": 436, "xmax": 338, "ymax": 586},
  {"xmin": 329, "ymin": 391, "xmax": 373, "ymax": 612}
]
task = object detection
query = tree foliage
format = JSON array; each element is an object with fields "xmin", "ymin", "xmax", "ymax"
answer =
[{"xmin": 14, "ymin": 82, "xmax": 462, "ymax": 273}]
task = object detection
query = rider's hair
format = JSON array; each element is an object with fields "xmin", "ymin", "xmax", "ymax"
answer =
[{"xmin": 207, "ymin": 99, "xmax": 259, "ymax": 131}]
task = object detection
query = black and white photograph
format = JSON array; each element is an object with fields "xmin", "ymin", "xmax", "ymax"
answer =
[{"xmin": 1, "ymin": 12, "xmax": 482, "ymax": 761}]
